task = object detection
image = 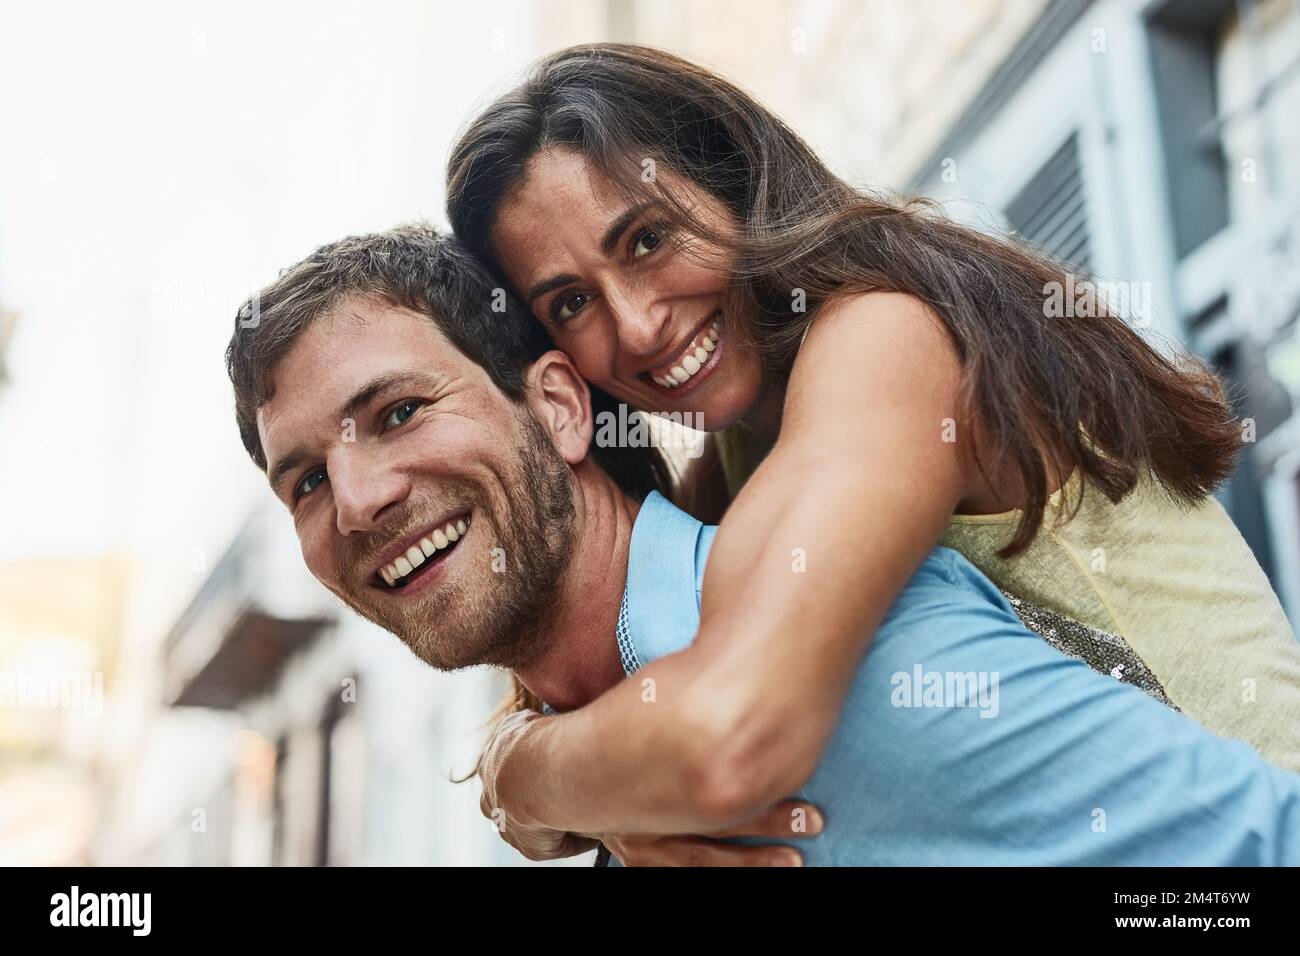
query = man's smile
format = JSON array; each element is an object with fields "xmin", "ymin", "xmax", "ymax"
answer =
[{"xmin": 370, "ymin": 509, "xmax": 472, "ymax": 594}]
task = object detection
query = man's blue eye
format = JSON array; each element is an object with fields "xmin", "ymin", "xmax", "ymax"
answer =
[
  {"xmin": 296, "ymin": 468, "xmax": 326, "ymax": 498},
  {"xmin": 384, "ymin": 399, "xmax": 423, "ymax": 430}
]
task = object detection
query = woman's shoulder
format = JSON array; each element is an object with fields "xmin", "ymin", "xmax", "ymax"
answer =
[
  {"xmin": 789, "ymin": 291, "xmax": 963, "ymax": 418},
  {"xmin": 789, "ymin": 289, "xmax": 959, "ymax": 386},
  {"xmin": 799, "ymin": 291, "xmax": 945, "ymax": 350}
]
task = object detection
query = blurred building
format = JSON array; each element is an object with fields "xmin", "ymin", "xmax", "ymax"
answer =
[
  {"xmin": 94, "ymin": 503, "xmax": 525, "ymax": 866},
  {"xmin": 0, "ymin": 303, "xmax": 17, "ymax": 388},
  {"xmin": 0, "ymin": 553, "xmax": 131, "ymax": 865},
  {"xmin": 2, "ymin": 207, "xmax": 130, "ymax": 865}
]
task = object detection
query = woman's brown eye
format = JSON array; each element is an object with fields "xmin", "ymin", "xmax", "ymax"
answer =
[
  {"xmin": 632, "ymin": 229, "xmax": 661, "ymax": 257},
  {"xmin": 555, "ymin": 293, "xmax": 589, "ymax": 322}
]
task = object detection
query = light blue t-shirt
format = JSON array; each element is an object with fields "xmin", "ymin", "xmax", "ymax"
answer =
[{"xmin": 607, "ymin": 490, "xmax": 1300, "ymax": 865}]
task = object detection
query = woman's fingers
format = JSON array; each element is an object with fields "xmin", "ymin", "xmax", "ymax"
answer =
[
  {"xmin": 704, "ymin": 800, "xmax": 824, "ymax": 840},
  {"xmin": 608, "ymin": 834, "xmax": 804, "ymax": 867},
  {"xmin": 504, "ymin": 824, "xmax": 601, "ymax": 862},
  {"xmin": 601, "ymin": 801, "xmax": 823, "ymax": 866}
]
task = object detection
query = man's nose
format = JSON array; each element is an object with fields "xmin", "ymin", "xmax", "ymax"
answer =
[{"xmin": 329, "ymin": 450, "xmax": 409, "ymax": 536}]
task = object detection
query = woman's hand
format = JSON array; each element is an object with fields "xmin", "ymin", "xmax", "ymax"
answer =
[
  {"xmin": 479, "ymin": 710, "xmax": 824, "ymax": 865},
  {"xmin": 479, "ymin": 708, "xmax": 578, "ymax": 860},
  {"xmin": 599, "ymin": 800, "xmax": 823, "ymax": 866},
  {"xmin": 482, "ymin": 793, "xmax": 601, "ymax": 861}
]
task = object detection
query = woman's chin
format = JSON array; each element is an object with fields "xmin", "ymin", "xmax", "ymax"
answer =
[
  {"xmin": 606, "ymin": 365, "xmax": 763, "ymax": 434},
  {"xmin": 657, "ymin": 383, "xmax": 756, "ymax": 434}
]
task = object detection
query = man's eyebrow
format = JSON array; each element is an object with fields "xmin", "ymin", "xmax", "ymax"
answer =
[
  {"xmin": 267, "ymin": 449, "xmax": 309, "ymax": 500},
  {"xmin": 522, "ymin": 202, "xmax": 656, "ymax": 308},
  {"xmin": 336, "ymin": 370, "xmax": 426, "ymax": 424},
  {"xmin": 266, "ymin": 371, "xmax": 439, "ymax": 498}
]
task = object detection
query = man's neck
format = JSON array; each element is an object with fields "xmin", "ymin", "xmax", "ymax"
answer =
[{"xmin": 513, "ymin": 467, "xmax": 640, "ymax": 712}]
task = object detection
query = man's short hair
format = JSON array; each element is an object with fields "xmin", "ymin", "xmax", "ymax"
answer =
[{"xmin": 225, "ymin": 223, "xmax": 670, "ymax": 499}]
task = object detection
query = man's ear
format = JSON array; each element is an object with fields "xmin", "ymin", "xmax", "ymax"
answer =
[{"xmin": 523, "ymin": 350, "xmax": 595, "ymax": 466}]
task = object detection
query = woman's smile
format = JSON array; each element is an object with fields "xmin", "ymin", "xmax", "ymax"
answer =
[{"xmin": 641, "ymin": 311, "xmax": 723, "ymax": 396}]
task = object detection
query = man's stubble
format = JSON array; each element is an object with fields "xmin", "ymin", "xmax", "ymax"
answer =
[{"xmin": 338, "ymin": 407, "xmax": 577, "ymax": 673}]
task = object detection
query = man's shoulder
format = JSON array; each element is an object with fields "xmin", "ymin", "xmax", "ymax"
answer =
[
  {"xmin": 878, "ymin": 546, "xmax": 1020, "ymax": 637},
  {"xmin": 904, "ymin": 546, "xmax": 999, "ymax": 596}
]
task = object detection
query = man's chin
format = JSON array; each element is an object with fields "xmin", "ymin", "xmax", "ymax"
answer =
[
  {"xmin": 342, "ymin": 585, "xmax": 550, "ymax": 673},
  {"xmin": 401, "ymin": 621, "xmax": 550, "ymax": 674}
]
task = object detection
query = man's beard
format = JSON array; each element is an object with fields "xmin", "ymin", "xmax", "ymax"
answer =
[{"xmin": 336, "ymin": 409, "xmax": 576, "ymax": 672}]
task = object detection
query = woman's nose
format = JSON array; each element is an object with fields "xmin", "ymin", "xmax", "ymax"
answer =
[{"xmin": 606, "ymin": 287, "xmax": 673, "ymax": 358}]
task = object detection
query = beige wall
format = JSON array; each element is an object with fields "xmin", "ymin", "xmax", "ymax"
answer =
[
  {"xmin": 625, "ymin": 0, "xmax": 1051, "ymax": 188},
  {"xmin": 449, "ymin": 0, "xmax": 1051, "ymax": 187}
]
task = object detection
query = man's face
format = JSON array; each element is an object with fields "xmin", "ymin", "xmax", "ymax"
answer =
[{"xmin": 256, "ymin": 297, "xmax": 575, "ymax": 671}]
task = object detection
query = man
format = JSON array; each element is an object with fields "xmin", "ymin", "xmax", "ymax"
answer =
[{"xmin": 227, "ymin": 224, "xmax": 1300, "ymax": 865}]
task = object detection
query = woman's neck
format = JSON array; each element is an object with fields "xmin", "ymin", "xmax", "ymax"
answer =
[{"xmin": 740, "ymin": 381, "xmax": 785, "ymax": 442}]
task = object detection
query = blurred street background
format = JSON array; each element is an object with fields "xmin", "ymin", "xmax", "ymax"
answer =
[{"xmin": 2, "ymin": 0, "xmax": 1298, "ymax": 865}]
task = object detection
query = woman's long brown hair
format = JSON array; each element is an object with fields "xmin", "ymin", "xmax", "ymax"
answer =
[{"xmin": 447, "ymin": 42, "xmax": 1243, "ymax": 725}]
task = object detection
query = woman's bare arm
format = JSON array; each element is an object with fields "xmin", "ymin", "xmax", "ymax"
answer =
[{"xmin": 482, "ymin": 292, "xmax": 975, "ymax": 836}]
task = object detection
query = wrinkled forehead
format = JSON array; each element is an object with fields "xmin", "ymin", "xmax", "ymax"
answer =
[
  {"xmin": 490, "ymin": 151, "xmax": 631, "ymax": 271},
  {"xmin": 255, "ymin": 299, "xmax": 471, "ymax": 464}
]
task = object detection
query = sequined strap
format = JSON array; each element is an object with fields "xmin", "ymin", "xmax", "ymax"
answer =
[{"xmin": 1000, "ymin": 590, "xmax": 1179, "ymax": 711}]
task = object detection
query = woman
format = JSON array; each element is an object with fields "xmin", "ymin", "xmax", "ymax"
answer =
[{"xmin": 446, "ymin": 43, "xmax": 1300, "ymax": 865}]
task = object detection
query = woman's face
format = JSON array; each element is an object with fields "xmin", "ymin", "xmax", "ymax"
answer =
[{"xmin": 490, "ymin": 148, "xmax": 766, "ymax": 433}]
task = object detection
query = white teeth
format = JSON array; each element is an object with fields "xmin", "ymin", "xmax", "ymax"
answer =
[
  {"xmin": 379, "ymin": 515, "xmax": 472, "ymax": 587},
  {"xmin": 653, "ymin": 317, "xmax": 721, "ymax": 388}
]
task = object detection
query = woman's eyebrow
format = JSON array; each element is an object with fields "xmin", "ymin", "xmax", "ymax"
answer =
[
  {"xmin": 526, "ymin": 273, "xmax": 580, "ymax": 308},
  {"xmin": 599, "ymin": 201, "xmax": 654, "ymax": 255}
]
